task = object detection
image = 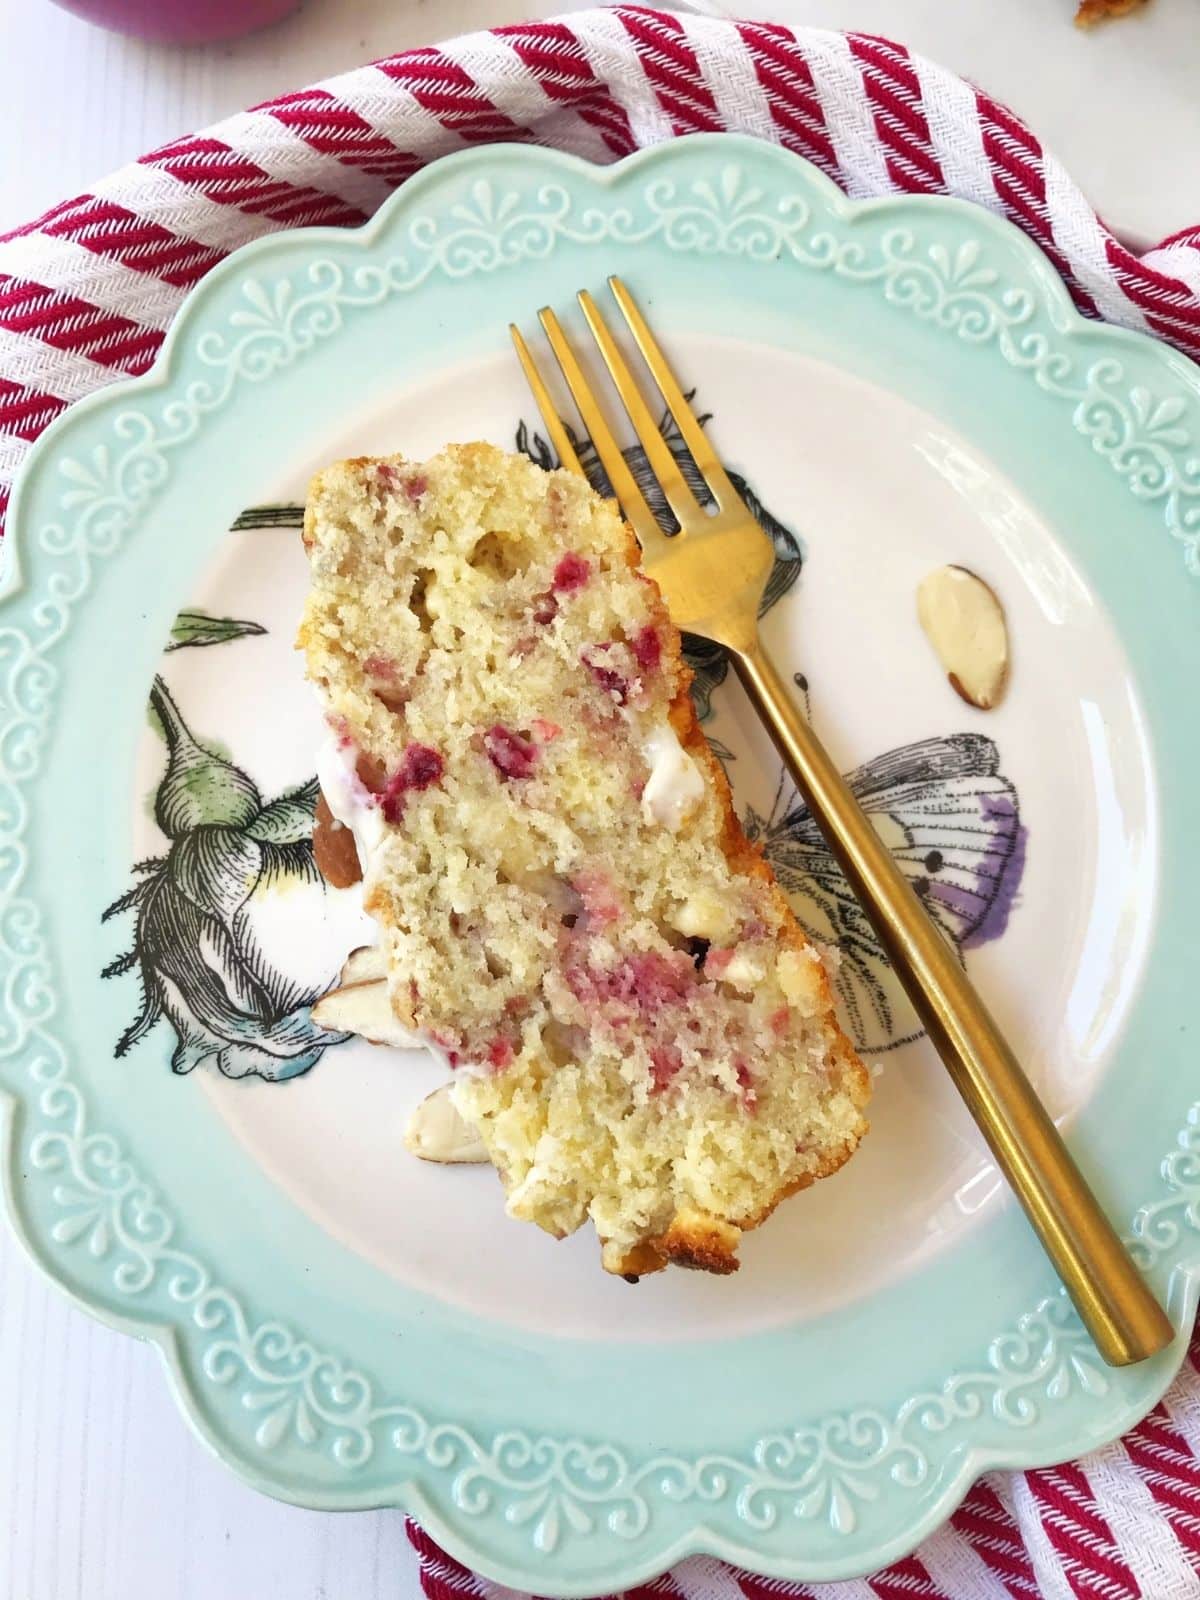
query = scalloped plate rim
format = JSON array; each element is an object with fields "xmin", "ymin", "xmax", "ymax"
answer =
[
  {"xmin": 2, "ymin": 133, "xmax": 1199, "ymax": 1591},
  {"xmin": 10, "ymin": 132, "xmax": 1200, "ymax": 597},
  {"xmin": 1, "ymin": 1097, "xmax": 1195, "ymax": 1600},
  {"xmin": 2, "ymin": 1089, "xmax": 1195, "ymax": 1598}
]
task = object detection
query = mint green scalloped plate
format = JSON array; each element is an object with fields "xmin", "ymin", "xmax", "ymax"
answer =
[{"xmin": 3, "ymin": 137, "xmax": 1199, "ymax": 1593}]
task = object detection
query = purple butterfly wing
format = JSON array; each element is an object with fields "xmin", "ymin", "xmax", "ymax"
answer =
[{"xmin": 752, "ymin": 734, "xmax": 1025, "ymax": 1051}]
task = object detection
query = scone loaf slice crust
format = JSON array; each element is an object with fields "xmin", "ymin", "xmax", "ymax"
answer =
[{"xmin": 300, "ymin": 443, "xmax": 869, "ymax": 1275}]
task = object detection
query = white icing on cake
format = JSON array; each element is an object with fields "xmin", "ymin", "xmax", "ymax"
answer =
[
  {"xmin": 316, "ymin": 735, "xmax": 386, "ymax": 873},
  {"xmin": 640, "ymin": 723, "xmax": 704, "ymax": 832}
]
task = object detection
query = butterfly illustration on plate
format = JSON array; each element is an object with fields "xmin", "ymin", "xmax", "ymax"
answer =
[
  {"xmin": 518, "ymin": 406, "xmax": 1027, "ymax": 1053},
  {"xmin": 743, "ymin": 734, "xmax": 1024, "ymax": 1052}
]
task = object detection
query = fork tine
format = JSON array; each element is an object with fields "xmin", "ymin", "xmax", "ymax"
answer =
[
  {"xmin": 536, "ymin": 306, "xmax": 668, "ymax": 554},
  {"xmin": 607, "ymin": 276, "xmax": 741, "ymax": 513},
  {"xmin": 509, "ymin": 324, "xmax": 584, "ymax": 480},
  {"xmin": 577, "ymin": 289, "xmax": 706, "ymax": 531}
]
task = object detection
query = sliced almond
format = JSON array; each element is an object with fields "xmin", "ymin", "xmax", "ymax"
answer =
[
  {"xmin": 311, "ymin": 977, "xmax": 418, "ymax": 1046},
  {"xmin": 339, "ymin": 944, "xmax": 387, "ymax": 988},
  {"xmin": 916, "ymin": 564, "xmax": 1009, "ymax": 710},
  {"xmin": 404, "ymin": 1084, "xmax": 488, "ymax": 1164},
  {"xmin": 313, "ymin": 789, "xmax": 363, "ymax": 888}
]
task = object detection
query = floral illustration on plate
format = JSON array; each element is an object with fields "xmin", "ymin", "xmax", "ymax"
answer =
[{"xmin": 102, "ymin": 633, "xmax": 345, "ymax": 1080}]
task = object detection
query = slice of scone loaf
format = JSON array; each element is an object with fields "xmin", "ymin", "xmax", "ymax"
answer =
[{"xmin": 299, "ymin": 442, "xmax": 869, "ymax": 1275}]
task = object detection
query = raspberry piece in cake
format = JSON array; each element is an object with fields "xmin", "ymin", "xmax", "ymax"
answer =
[
  {"xmin": 300, "ymin": 442, "xmax": 869, "ymax": 1276},
  {"xmin": 632, "ymin": 624, "xmax": 661, "ymax": 673},
  {"xmin": 580, "ymin": 642, "xmax": 636, "ymax": 705},
  {"xmin": 378, "ymin": 743, "xmax": 443, "ymax": 823},
  {"xmin": 483, "ymin": 725, "xmax": 538, "ymax": 781},
  {"xmin": 552, "ymin": 551, "xmax": 591, "ymax": 593}
]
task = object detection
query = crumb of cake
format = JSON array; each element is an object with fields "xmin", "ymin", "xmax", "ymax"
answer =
[
  {"xmin": 572, "ymin": 868, "xmax": 623, "ymax": 929},
  {"xmin": 1075, "ymin": 0, "xmax": 1148, "ymax": 22},
  {"xmin": 734, "ymin": 1058, "xmax": 758, "ymax": 1113},
  {"xmin": 486, "ymin": 1037, "xmax": 516, "ymax": 1071},
  {"xmin": 299, "ymin": 442, "xmax": 869, "ymax": 1275},
  {"xmin": 363, "ymin": 654, "xmax": 398, "ymax": 680},
  {"xmin": 650, "ymin": 1044, "xmax": 683, "ymax": 1092}
]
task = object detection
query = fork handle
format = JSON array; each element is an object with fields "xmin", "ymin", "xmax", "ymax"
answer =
[{"xmin": 733, "ymin": 642, "xmax": 1173, "ymax": 1367}]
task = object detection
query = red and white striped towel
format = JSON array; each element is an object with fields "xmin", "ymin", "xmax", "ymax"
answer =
[{"xmin": 2, "ymin": 8, "xmax": 1198, "ymax": 1596}]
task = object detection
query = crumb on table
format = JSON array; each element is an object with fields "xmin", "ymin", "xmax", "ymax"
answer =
[{"xmin": 1075, "ymin": 0, "xmax": 1150, "ymax": 26}]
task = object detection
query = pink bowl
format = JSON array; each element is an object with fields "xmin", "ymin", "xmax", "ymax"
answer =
[{"xmin": 48, "ymin": 0, "xmax": 303, "ymax": 45}]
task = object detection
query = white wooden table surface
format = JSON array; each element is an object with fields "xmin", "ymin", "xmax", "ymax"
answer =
[{"xmin": 1, "ymin": 3, "xmax": 1197, "ymax": 1597}]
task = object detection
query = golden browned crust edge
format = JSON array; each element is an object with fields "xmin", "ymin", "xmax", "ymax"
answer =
[
  {"xmin": 592, "ymin": 486, "xmax": 870, "ymax": 1278},
  {"xmin": 302, "ymin": 446, "xmax": 870, "ymax": 1279}
]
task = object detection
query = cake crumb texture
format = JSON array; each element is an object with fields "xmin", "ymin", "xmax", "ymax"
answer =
[{"xmin": 299, "ymin": 443, "xmax": 869, "ymax": 1274}]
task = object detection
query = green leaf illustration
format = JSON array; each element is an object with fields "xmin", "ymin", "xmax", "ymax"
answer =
[
  {"xmin": 150, "ymin": 677, "xmax": 263, "ymax": 834},
  {"xmin": 246, "ymin": 778, "xmax": 320, "ymax": 845},
  {"xmin": 166, "ymin": 609, "xmax": 267, "ymax": 651}
]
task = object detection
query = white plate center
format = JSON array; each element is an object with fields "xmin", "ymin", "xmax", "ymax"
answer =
[{"xmin": 128, "ymin": 337, "xmax": 1157, "ymax": 1342}]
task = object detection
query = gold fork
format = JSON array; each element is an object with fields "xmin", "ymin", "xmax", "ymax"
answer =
[{"xmin": 511, "ymin": 275, "xmax": 1173, "ymax": 1367}]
